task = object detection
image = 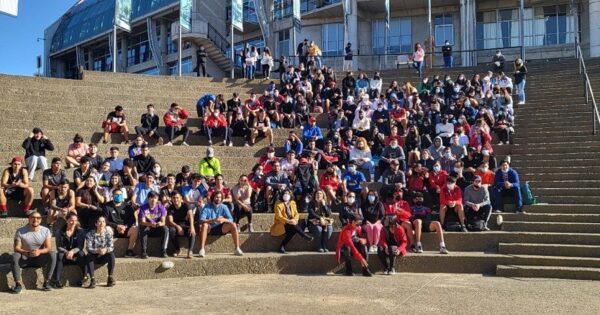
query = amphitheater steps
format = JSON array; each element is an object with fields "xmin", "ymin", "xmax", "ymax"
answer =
[
  {"xmin": 498, "ymin": 243, "xmax": 600, "ymax": 258},
  {"xmin": 496, "ymin": 265, "xmax": 600, "ymax": 281}
]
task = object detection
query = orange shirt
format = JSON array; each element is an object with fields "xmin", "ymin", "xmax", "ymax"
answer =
[{"xmin": 475, "ymin": 170, "xmax": 495, "ymax": 186}]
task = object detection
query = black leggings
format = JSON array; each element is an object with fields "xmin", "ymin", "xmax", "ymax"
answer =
[
  {"xmin": 168, "ymin": 225, "xmax": 196, "ymax": 252},
  {"xmin": 86, "ymin": 252, "xmax": 115, "ymax": 278},
  {"xmin": 55, "ymin": 251, "xmax": 86, "ymax": 281},
  {"xmin": 495, "ymin": 128, "xmax": 510, "ymax": 143},
  {"xmin": 280, "ymin": 222, "xmax": 310, "ymax": 248},
  {"xmin": 340, "ymin": 241, "xmax": 368, "ymax": 273},
  {"xmin": 234, "ymin": 204, "xmax": 253, "ymax": 224},
  {"xmin": 377, "ymin": 245, "xmax": 398, "ymax": 271},
  {"xmin": 165, "ymin": 126, "xmax": 190, "ymax": 143}
]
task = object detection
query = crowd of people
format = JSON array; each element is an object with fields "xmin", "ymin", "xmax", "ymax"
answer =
[{"xmin": 3, "ymin": 48, "xmax": 530, "ymax": 291}]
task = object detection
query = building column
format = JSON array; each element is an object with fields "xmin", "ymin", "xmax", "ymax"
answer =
[
  {"xmin": 345, "ymin": 0, "xmax": 358, "ymax": 69},
  {"xmin": 121, "ymin": 37, "xmax": 128, "ymax": 72},
  {"xmin": 160, "ymin": 21, "xmax": 169, "ymax": 75},
  {"xmin": 460, "ymin": 0, "xmax": 476, "ymax": 66},
  {"xmin": 590, "ymin": 0, "xmax": 600, "ymax": 57},
  {"xmin": 87, "ymin": 50, "xmax": 93, "ymax": 71}
]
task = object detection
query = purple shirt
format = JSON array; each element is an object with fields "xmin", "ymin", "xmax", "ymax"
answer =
[{"xmin": 139, "ymin": 203, "xmax": 166, "ymax": 224}]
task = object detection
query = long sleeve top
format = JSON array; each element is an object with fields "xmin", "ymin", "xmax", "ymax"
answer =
[
  {"xmin": 302, "ymin": 124, "xmax": 323, "ymax": 141},
  {"xmin": 265, "ymin": 171, "xmax": 290, "ymax": 188},
  {"xmin": 140, "ymin": 113, "xmax": 159, "ymax": 131},
  {"xmin": 22, "ymin": 137, "xmax": 55, "ymax": 158},
  {"xmin": 349, "ymin": 148, "xmax": 372, "ymax": 163},
  {"xmin": 378, "ymin": 226, "xmax": 407, "ymax": 256},
  {"xmin": 86, "ymin": 229, "xmax": 114, "ymax": 254},
  {"xmin": 335, "ymin": 225, "xmax": 364, "ymax": 263},
  {"xmin": 440, "ymin": 185, "xmax": 463, "ymax": 206},
  {"xmin": 463, "ymin": 185, "xmax": 491, "ymax": 206},
  {"xmin": 494, "ymin": 169, "xmax": 520, "ymax": 189},
  {"xmin": 56, "ymin": 228, "xmax": 85, "ymax": 254}
]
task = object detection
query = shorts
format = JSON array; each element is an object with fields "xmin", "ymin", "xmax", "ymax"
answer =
[
  {"xmin": 103, "ymin": 122, "xmax": 121, "ymax": 133},
  {"xmin": 209, "ymin": 224, "xmax": 225, "ymax": 236},
  {"xmin": 114, "ymin": 225, "xmax": 134, "ymax": 238},
  {"xmin": 5, "ymin": 188, "xmax": 25, "ymax": 201}
]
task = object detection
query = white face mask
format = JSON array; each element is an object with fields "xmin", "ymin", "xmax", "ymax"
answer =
[
  {"xmin": 482, "ymin": 150, "xmax": 490, "ymax": 156},
  {"xmin": 347, "ymin": 197, "xmax": 355, "ymax": 205},
  {"xmin": 391, "ymin": 143, "xmax": 398, "ymax": 149},
  {"xmin": 502, "ymin": 168, "xmax": 509, "ymax": 173},
  {"xmin": 433, "ymin": 166, "xmax": 441, "ymax": 172},
  {"xmin": 348, "ymin": 166, "xmax": 356, "ymax": 173},
  {"xmin": 454, "ymin": 167, "xmax": 462, "ymax": 173},
  {"xmin": 444, "ymin": 152, "xmax": 453, "ymax": 159},
  {"xmin": 267, "ymin": 152, "xmax": 275, "ymax": 159},
  {"xmin": 213, "ymin": 112, "xmax": 219, "ymax": 117},
  {"xmin": 447, "ymin": 183, "xmax": 455, "ymax": 190},
  {"xmin": 480, "ymin": 167, "xmax": 488, "ymax": 173},
  {"xmin": 283, "ymin": 194, "xmax": 291, "ymax": 202}
]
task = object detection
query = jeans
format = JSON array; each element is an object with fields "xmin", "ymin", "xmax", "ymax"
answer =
[
  {"xmin": 280, "ymin": 222, "xmax": 310, "ymax": 249},
  {"xmin": 413, "ymin": 61, "xmax": 423, "ymax": 77},
  {"xmin": 246, "ymin": 64, "xmax": 256, "ymax": 79},
  {"xmin": 443, "ymin": 56, "xmax": 453, "ymax": 68},
  {"xmin": 308, "ymin": 223, "xmax": 333, "ymax": 250},
  {"xmin": 464, "ymin": 204, "xmax": 493, "ymax": 225},
  {"xmin": 12, "ymin": 251, "xmax": 57, "ymax": 282},
  {"xmin": 207, "ymin": 127, "xmax": 232, "ymax": 145},
  {"xmin": 140, "ymin": 226, "xmax": 169, "ymax": 254},
  {"xmin": 165, "ymin": 126, "xmax": 190, "ymax": 143},
  {"xmin": 494, "ymin": 186, "xmax": 523, "ymax": 211},
  {"xmin": 25, "ymin": 156, "xmax": 48, "ymax": 180},
  {"xmin": 516, "ymin": 80, "xmax": 526, "ymax": 103},
  {"xmin": 86, "ymin": 252, "xmax": 115, "ymax": 278},
  {"xmin": 168, "ymin": 225, "xmax": 196, "ymax": 253},
  {"xmin": 315, "ymin": 57, "xmax": 322, "ymax": 69},
  {"xmin": 55, "ymin": 251, "xmax": 85, "ymax": 282},
  {"xmin": 377, "ymin": 245, "xmax": 397, "ymax": 271}
]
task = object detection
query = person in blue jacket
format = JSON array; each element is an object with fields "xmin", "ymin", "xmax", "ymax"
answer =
[
  {"xmin": 493, "ymin": 160, "xmax": 523, "ymax": 213},
  {"xmin": 302, "ymin": 116, "xmax": 323, "ymax": 148},
  {"xmin": 196, "ymin": 94, "xmax": 216, "ymax": 118}
]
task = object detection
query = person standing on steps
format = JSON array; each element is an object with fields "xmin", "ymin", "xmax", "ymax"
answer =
[
  {"xmin": 343, "ymin": 43, "xmax": 353, "ymax": 72},
  {"xmin": 412, "ymin": 43, "xmax": 425, "ymax": 77},
  {"xmin": 336, "ymin": 213, "xmax": 372, "ymax": 277},
  {"xmin": 442, "ymin": 40, "xmax": 453, "ymax": 68},
  {"xmin": 513, "ymin": 58, "xmax": 527, "ymax": 105},
  {"xmin": 196, "ymin": 45, "xmax": 208, "ymax": 77},
  {"xmin": 22, "ymin": 127, "xmax": 54, "ymax": 181},
  {"xmin": 0, "ymin": 157, "xmax": 34, "ymax": 217},
  {"xmin": 163, "ymin": 103, "xmax": 190, "ymax": 146},
  {"xmin": 84, "ymin": 216, "xmax": 116, "ymax": 288},
  {"xmin": 10, "ymin": 211, "xmax": 56, "ymax": 294}
]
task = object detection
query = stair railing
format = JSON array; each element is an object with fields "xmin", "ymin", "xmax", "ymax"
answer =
[{"xmin": 576, "ymin": 43, "xmax": 600, "ymax": 135}]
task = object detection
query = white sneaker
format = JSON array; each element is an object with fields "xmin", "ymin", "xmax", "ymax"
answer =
[
  {"xmin": 222, "ymin": 140, "xmax": 226, "ymax": 146},
  {"xmin": 182, "ymin": 142, "xmax": 189, "ymax": 146},
  {"xmin": 198, "ymin": 248, "xmax": 205, "ymax": 257},
  {"xmin": 244, "ymin": 142, "xmax": 250, "ymax": 147},
  {"xmin": 517, "ymin": 101, "xmax": 525, "ymax": 105},
  {"xmin": 389, "ymin": 268, "xmax": 396, "ymax": 275},
  {"xmin": 228, "ymin": 142, "xmax": 233, "ymax": 147},
  {"xmin": 496, "ymin": 214, "xmax": 504, "ymax": 226},
  {"xmin": 164, "ymin": 142, "xmax": 173, "ymax": 146},
  {"xmin": 234, "ymin": 247, "xmax": 244, "ymax": 256}
]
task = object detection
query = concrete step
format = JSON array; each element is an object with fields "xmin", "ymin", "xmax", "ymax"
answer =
[
  {"xmin": 523, "ymin": 204, "xmax": 600, "ymax": 214},
  {"xmin": 537, "ymin": 196, "xmax": 600, "ymax": 204},
  {"xmin": 512, "ymin": 159, "xmax": 600, "ymax": 167},
  {"xmin": 511, "ymin": 144, "xmax": 600, "ymax": 154},
  {"xmin": 521, "ymin": 173, "xmax": 600, "ymax": 181},
  {"xmin": 498, "ymin": 243, "xmax": 600, "ymax": 258},
  {"xmin": 502, "ymin": 221, "xmax": 600, "ymax": 234},
  {"xmin": 533, "ymin": 188, "xmax": 600, "ymax": 197},
  {"xmin": 493, "ymin": 213, "xmax": 600, "ymax": 223},
  {"xmin": 496, "ymin": 265, "xmax": 600, "ymax": 280},
  {"xmin": 515, "ymin": 166, "xmax": 600, "ymax": 173},
  {"xmin": 529, "ymin": 180, "xmax": 600, "ymax": 188},
  {"xmin": 511, "ymin": 152, "xmax": 600, "ymax": 161}
]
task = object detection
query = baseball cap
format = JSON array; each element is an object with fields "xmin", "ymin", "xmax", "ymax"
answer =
[
  {"xmin": 308, "ymin": 116, "xmax": 317, "ymax": 123},
  {"xmin": 10, "ymin": 156, "xmax": 22, "ymax": 164}
]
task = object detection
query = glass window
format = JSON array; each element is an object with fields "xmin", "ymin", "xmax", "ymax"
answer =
[
  {"xmin": 168, "ymin": 57, "xmax": 193, "ymax": 76},
  {"xmin": 434, "ymin": 14, "xmax": 453, "ymax": 46},
  {"xmin": 372, "ymin": 18, "xmax": 412, "ymax": 54},
  {"xmin": 300, "ymin": 0, "xmax": 341, "ymax": 13},
  {"xmin": 278, "ymin": 29, "xmax": 290, "ymax": 57},
  {"xmin": 273, "ymin": 0, "xmax": 293, "ymax": 21},
  {"xmin": 322, "ymin": 23, "xmax": 344, "ymax": 56}
]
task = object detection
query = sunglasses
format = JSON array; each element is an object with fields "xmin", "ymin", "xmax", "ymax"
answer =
[{"xmin": 30, "ymin": 216, "xmax": 42, "ymax": 220}]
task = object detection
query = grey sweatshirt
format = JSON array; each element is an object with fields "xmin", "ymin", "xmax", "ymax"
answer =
[{"xmin": 463, "ymin": 185, "xmax": 490, "ymax": 206}]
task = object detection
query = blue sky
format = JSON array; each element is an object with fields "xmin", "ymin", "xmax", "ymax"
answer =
[{"xmin": 0, "ymin": 0, "xmax": 76, "ymax": 76}]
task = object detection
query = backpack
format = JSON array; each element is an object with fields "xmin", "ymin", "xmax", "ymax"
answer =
[
  {"xmin": 444, "ymin": 221, "xmax": 462, "ymax": 232},
  {"xmin": 521, "ymin": 181, "xmax": 537, "ymax": 205},
  {"xmin": 468, "ymin": 219, "xmax": 486, "ymax": 232}
]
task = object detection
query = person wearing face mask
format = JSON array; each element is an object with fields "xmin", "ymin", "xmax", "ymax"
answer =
[
  {"xmin": 307, "ymin": 190, "xmax": 333, "ymax": 252},
  {"xmin": 493, "ymin": 160, "xmax": 523, "ymax": 213},
  {"xmin": 439, "ymin": 177, "xmax": 468, "ymax": 232},
  {"xmin": 475, "ymin": 161, "xmax": 495, "ymax": 189},
  {"xmin": 427, "ymin": 137, "xmax": 446, "ymax": 161},
  {"xmin": 198, "ymin": 147, "xmax": 222, "ymax": 180},
  {"xmin": 377, "ymin": 215, "xmax": 407, "ymax": 275},
  {"xmin": 442, "ymin": 40, "xmax": 453, "ymax": 68},
  {"xmin": 410, "ymin": 192, "xmax": 448, "ymax": 254},
  {"xmin": 463, "ymin": 176, "xmax": 492, "ymax": 231},
  {"xmin": 349, "ymin": 137, "xmax": 375, "ymax": 182},
  {"xmin": 339, "ymin": 192, "xmax": 364, "ymax": 227},
  {"xmin": 342, "ymin": 161, "xmax": 367, "ymax": 196},
  {"xmin": 319, "ymin": 163, "xmax": 342, "ymax": 203},
  {"xmin": 383, "ymin": 189, "xmax": 416, "ymax": 251},
  {"xmin": 134, "ymin": 104, "xmax": 162, "ymax": 145},
  {"xmin": 205, "ymin": 109, "xmax": 233, "ymax": 147},
  {"xmin": 336, "ymin": 213, "xmax": 372, "ymax": 277},
  {"xmin": 439, "ymin": 148, "xmax": 457, "ymax": 174},
  {"xmin": 271, "ymin": 189, "xmax": 313, "ymax": 253},
  {"xmin": 435, "ymin": 115, "xmax": 454, "ymax": 146},
  {"xmin": 102, "ymin": 189, "xmax": 137, "ymax": 257},
  {"xmin": 361, "ymin": 191, "xmax": 384, "ymax": 253},
  {"xmin": 428, "ymin": 161, "xmax": 448, "ymax": 209},
  {"xmin": 371, "ymin": 103, "xmax": 389, "ymax": 135},
  {"xmin": 480, "ymin": 148, "xmax": 497, "ymax": 170},
  {"xmin": 491, "ymin": 50, "xmax": 506, "ymax": 73}
]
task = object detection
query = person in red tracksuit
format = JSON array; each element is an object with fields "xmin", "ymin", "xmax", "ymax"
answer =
[
  {"xmin": 163, "ymin": 103, "xmax": 190, "ymax": 146},
  {"xmin": 440, "ymin": 176, "xmax": 468, "ymax": 232},
  {"xmin": 383, "ymin": 190, "xmax": 416, "ymax": 251},
  {"xmin": 336, "ymin": 213, "xmax": 373, "ymax": 277},
  {"xmin": 428, "ymin": 161, "xmax": 448, "ymax": 211},
  {"xmin": 204, "ymin": 110, "xmax": 233, "ymax": 146},
  {"xmin": 377, "ymin": 215, "xmax": 408, "ymax": 275}
]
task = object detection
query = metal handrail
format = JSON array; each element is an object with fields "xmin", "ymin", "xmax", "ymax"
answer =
[
  {"xmin": 207, "ymin": 23, "xmax": 230, "ymax": 56},
  {"xmin": 576, "ymin": 44, "xmax": 600, "ymax": 135}
]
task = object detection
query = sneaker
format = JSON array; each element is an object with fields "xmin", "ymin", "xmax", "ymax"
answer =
[
  {"xmin": 244, "ymin": 142, "xmax": 250, "ymax": 147},
  {"xmin": 181, "ymin": 142, "xmax": 189, "ymax": 146},
  {"xmin": 88, "ymin": 278, "xmax": 96, "ymax": 289},
  {"xmin": 516, "ymin": 209, "xmax": 526, "ymax": 214},
  {"xmin": 208, "ymin": 140, "xmax": 213, "ymax": 146},
  {"xmin": 389, "ymin": 268, "xmax": 396, "ymax": 275},
  {"xmin": 164, "ymin": 142, "xmax": 173, "ymax": 146},
  {"xmin": 0, "ymin": 212, "xmax": 7, "ymax": 218},
  {"xmin": 157, "ymin": 137, "xmax": 164, "ymax": 145},
  {"xmin": 107, "ymin": 276, "xmax": 115, "ymax": 287},
  {"xmin": 483, "ymin": 226, "xmax": 491, "ymax": 231},
  {"xmin": 416, "ymin": 245, "xmax": 423, "ymax": 253},
  {"xmin": 279, "ymin": 246, "xmax": 287, "ymax": 254},
  {"xmin": 52, "ymin": 280, "xmax": 64, "ymax": 289},
  {"xmin": 323, "ymin": 248, "xmax": 329, "ymax": 253},
  {"xmin": 186, "ymin": 251, "xmax": 193, "ymax": 259},
  {"xmin": 461, "ymin": 225, "xmax": 469, "ymax": 233},
  {"xmin": 494, "ymin": 209, "xmax": 503, "ymax": 213},
  {"xmin": 173, "ymin": 249, "xmax": 181, "ymax": 257},
  {"xmin": 317, "ymin": 248, "xmax": 325, "ymax": 253},
  {"xmin": 25, "ymin": 209, "xmax": 35, "ymax": 217},
  {"xmin": 161, "ymin": 250, "xmax": 168, "ymax": 258},
  {"xmin": 496, "ymin": 214, "xmax": 504, "ymax": 226},
  {"xmin": 383, "ymin": 269, "xmax": 389, "ymax": 275},
  {"xmin": 497, "ymin": 142, "xmax": 503, "ymax": 146},
  {"xmin": 10, "ymin": 283, "xmax": 22, "ymax": 294},
  {"xmin": 79, "ymin": 276, "xmax": 90, "ymax": 287},
  {"xmin": 248, "ymin": 223, "xmax": 255, "ymax": 233},
  {"xmin": 228, "ymin": 142, "xmax": 233, "ymax": 147},
  {"xmin": 409, "ymin": 245, "xmax": 417, "ymax": 253},
  {"xmin": 141, "ymin": 253, "xmax": 148, "ymax": 259},
  {"xmin": 517, "ymin": 101, "xmax": 525, "ymax": 105},
  {"xmin": 198, "ymin": 248, "xmax": 205, "ymax": 258},
  {"xmin": 362, "ymin": 267, "xmax": 373, "ymax": 277},
  {"xmin": 125, "ymin": 249, "xmax": 135, "ymax": 257},
  {"xmin": 234, "ymin": 247, "xmax": 244, "ymax": 256},
  {"xmin": 222, "ymin": 140, "xmax": 227, "ymax": 146},
  {"xmin": 440, "ymin": 247, "xmax": 449, "ymax": 254}
]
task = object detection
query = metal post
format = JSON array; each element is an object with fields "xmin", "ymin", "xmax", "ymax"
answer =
[
  {"xmin": 519, "ymin": 0, "xmax": 525, "ymax": 60},
  {"xmin": 384, "ymin": 23, "xmax": 388, "ymax": 70},
  {"xmin": 292, "ymin": 27, "xmax": 297, "ymax": 66},
  {"xmin": 428, "ymin": 0, "xmax": 433, "ymax": 69},
  {"xmin": 113, "ymin": 25, "xmax": 117, "ymax": 73},
  {"xmin": 230, "ymin": 23, "xmax": 235, "ymax": 79},
  {"xmin": 178, "ymin": 22, "xmax": 183, "ymax": 77},
  {"xmin": 594, "ymin": 104, "xmax": 597, "ymax": 135}
]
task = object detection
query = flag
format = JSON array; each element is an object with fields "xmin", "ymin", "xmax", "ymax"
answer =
[
  {"xmin": 114, "ymin": 0, "xmax": 132, "ymax": 32},
  {"xmin": 0, "ymin": 0, "xmax": 18, "ymax": 17},
  {"xmin": 292, "ymin": 0, "xmax": 301, "ymax": 32},
  {"xmin": 253, "ymin": 0, "xmax": 270, "ymax": 38},
  {"xmin": 232, "ymin": 0, "xmax": 243, "ymax": 32},
  {"xmin": 384, "ymin": 0, "xmax": 390, "ymax": 30},
  {"xmin": 180, "ymin": 0, "xmax": 192, "ymax": 31}
]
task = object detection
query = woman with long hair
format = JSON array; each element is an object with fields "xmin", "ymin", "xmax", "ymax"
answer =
[
  {"xmin": 349, "ymin": 137, "xmax": 375, "ymax": 182},
  {"xmin": 53, "ymin": 212, "xmax": 86, "ymax": 288},
  {"xmin": 84, "ymin": 216, "xmax": 116, "ymax": 288},
  {"xmin": 412, "ymin": 43, "xmax": 425, "ymax": 77},
  {"xmin": 270, "ymin": 189, "xmax": 313, "ymax": 254},
  {"xmin": 307, "ymin": 190, "xmax": 333, "ymax": 252}
]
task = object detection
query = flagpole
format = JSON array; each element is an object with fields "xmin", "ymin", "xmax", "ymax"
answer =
[
  {"xmin": 231, "ymin": 22, "xmax": 235, "ymax": 79},
  {"xmin": 178, "ymin": 22, "xmax": 182, "ymax": 77},
  {"xmin": 113, "ymin": 25, "xmax": 117, "ymax": 73},
  {"xmin": 428, "ymin": 0, "xmax": 433, "ymax": 69}
]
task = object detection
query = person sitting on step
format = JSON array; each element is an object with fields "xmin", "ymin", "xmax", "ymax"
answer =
[
  {"xmin": 0, "ymin": 156, "xmax": 34, "ymax": 218},
  {"xmin": 53, "ymin": 212, "xmax": 86, "ymax": 289},
  {"xmin": 134, "ymin": 104, "xmax": 163, "ymax": 145},
  {"xmin": 102, "ymin": 189, "xmax": 137, "ymax": 257},
  {"xmin": 163, "ymin": 103, "xmax": 190, "ymax": 146},
  {"xmin": 138, "ymin": 191, "xmax": 169, "ymax": 259},
  {"xmin": 198, "ymin": 191, "xmax": 243, "ymax": 257},
  {"xmin": 84, "ymin": 216, "xmax": 116, "ymax": 288},
  {"xmin": 377, "ymin": 215, "xmax": 407, "ymax": 275},
  {"xmin": 410, "ymin": 192, "xmax": 449, "ymax": 254},
  {"xmin": 22, "ymin": 127, "xmax": 54, "ymax": 181},
  {"xmin": 493, "ymin": 160, "xmax": 524, "ymax": 214},
  {"xmin": 271, "ymin": 189, "xmax": 313, "ymax": 254},
  {"xmin": 102, "ymin": 105, "xmax": 129, "ymax": 144},
  {"xmin": 336, "ymin": 213, "xmax": 372, "ymax": 277},
  {"xmin": 65, "ymin": 134, "xmax": 88, "ymax": 169},
  {"xmin": 167, "ymin": 191, "xmax": 196, "ymax": 259},
  {"xmin": 48, "ymin": 179, "xmax": 76, "ymax": 228},
  {"xmin": 198, "ymin": 147, "xmax": 222, "ymax": 180},
  {"xmin": 439, "ymin": 176, "xmax": 468, "ymax": 232},
  {"xmin": 41, "ymin": 157, "xmax": 67, "ymax": 214},
  {"xmin": 463, "ymin": 176, "xmax": 493, "ymax": 231}
]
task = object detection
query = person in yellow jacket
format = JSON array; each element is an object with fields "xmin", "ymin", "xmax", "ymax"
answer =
[
  {"xmin": 307, "ymin": 41, "xmax": 322, "ymax": 70},
  {"xmin": 270, "ymin": 189, "xmax": 313, "ymax": 253},
  {"xmin": 198, "ymin": 147, "xmax": 221, "ymax": 179}
]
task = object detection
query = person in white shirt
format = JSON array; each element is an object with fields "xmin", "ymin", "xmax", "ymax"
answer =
[
  {"xmin": 352, "ymin": 110, "xmax": 372, "ymax": 140},
  {"xmin": 280, "ymin": 151, "xmax": 299, "ymax": 177},
  {"xmin": 435, "ymin": 115, "xmax": 455, "ymax": 146},
  {"xmin": 349, "ymin": 137, "xmax": 375, "ymax": 181}
]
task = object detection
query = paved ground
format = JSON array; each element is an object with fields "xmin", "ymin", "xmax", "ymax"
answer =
[{"xmin": 1, "ymin": 273, "xmax": 599, "ymax": 314}]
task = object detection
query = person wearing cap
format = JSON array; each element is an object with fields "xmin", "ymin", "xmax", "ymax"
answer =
[
  {"xmin": 41, "ymin": 157, "xmax": 67, "ymax": 211},
  {"xmin": 205, "ymin": 108, "xmax": 233, "ymax": 146},
  {"xmin": 176, "ymin": 165, "xmax": 192, "ymax": 188},
  {"xmin": 336, "ymin": 212, "xmax": 372, "ymax": 277},
  {"xmin": 377, "ymin": 215, "xmax": 408, "ymax": 275},
  {"xmin": 102, "ymin": 105, "xmax": 129, "ymax": 144},
  {"xmin": 439, "ymin": 177, "xmax": 468, "ymax": 232},
  {"xmin": 182, "ymin": 173, "xmax": 209, "ymax": 213},
  {"xmin": 199, "ymin": 191, "xmax": 244, "ymax": 257},
  {"xmin": 131, "ymin": 173, "xmax": 160, "ymax": 209},
  {"xmin": 302, "ymin": 115, "xmax": 324, "ymax": 146},
  {"xmin": 410, "ymin": 192, "xmax": 448, "ymax": 254},
  {"xmin": 250, "ymin": 109, "xmax": 274, "ymax": 147},
  {"xmin": 163, "ymin": 103, "xmax": 190, "ymax": 146},
  {"xmin": 138, "ymin": 191, "xmax": 169, "ymax": 258},
  {"xmin": 0, "ymin": 157, "xmax": 34, "ymax": 217},
  {"xmin": 198, "ymin": 147, "xmax": 222, "ymax": 179},
  {"xmin": 22, "ymin": 128, "xmax": 54, "ymax": 181},
  {"xmin": 463, "ymin": 176, "xmax": 492, "ymax": 230},
  {"xmin": 134, "ymin": 104, "xmax": 163, "ymax": 145},
  {"xmin": 493, "ymin": 160, "xmax": 524, "ymax": 213},
  {"xmin": 10, "ymin": 211, "xmax": 57, "ymax": 293}
]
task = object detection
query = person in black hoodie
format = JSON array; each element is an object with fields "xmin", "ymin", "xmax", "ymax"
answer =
[
  {"xmin": 22, "ymin": 127, "xmax": 55, "ymax": 181},
  {"xmin": 102, "ymin": 189, "xmax": 137, "ymax": 257},
  {"xmin": 196, "ymin": 45, "xmax": 208, "ymax": 77},
  {"xmin": 361, "ymin": 190, "xmax": 384, "ymax": 254},
  {"xmin": 53, "ymin": 212, "xmax": 86, "ymax": 288},
  {"xmin": 133, "ymin": 144, "xmax": 156, "ymax": 176},
  {"xmin": 134, "ymin": 104, "xmax": 162, "ymax": 144}
]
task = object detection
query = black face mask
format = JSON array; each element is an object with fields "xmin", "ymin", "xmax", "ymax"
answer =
[
  {"xmin": 395, "ymin": 195, "xmax": 402, "ymax": 201},
  {"xmin": 414, "ymin": 201, "xmax": 423, "ymax": 206}
]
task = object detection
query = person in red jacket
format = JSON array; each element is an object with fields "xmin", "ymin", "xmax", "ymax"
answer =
[
  {"xmin": 377, "ymin": 215, "xmax": 407, "ymax": 275},
  {"xmin": 319, "ymin": 163, "xmax": 341, "ymax": 203},
  {"xmin": 163, "ymin": 103, "xmax": 190, "ymax": 146},
  {"xmin": 383, "ymin": 189, "xmax": 416, "ymax": 251},
  {"xmin": 439, "ymin": 177, "xmax": 468, "ymax": 232},
  {"xmin": 205, "ymin": 109, "xmax": 233, "ymax": 147},
  {"xmin": 335, "ymin": 213, "xmax": 373, "ymax": 277},
  {"xmin": 428, "ymin": 160, "xmax": 448, "ymax": 211}
]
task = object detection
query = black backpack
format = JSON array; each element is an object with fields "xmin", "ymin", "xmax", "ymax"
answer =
[
  {"xmin": 444, "ymin": 221, "xmax": 462, "ymax": 232},
  {"xmin": 468, "ymin": 219, "xmax": 486, "ymax": 232}
]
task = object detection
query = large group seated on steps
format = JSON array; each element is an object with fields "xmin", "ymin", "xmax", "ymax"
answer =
[{"xmin": 2, "ymin": 47, "xmax": 531, "ymax": 293}]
